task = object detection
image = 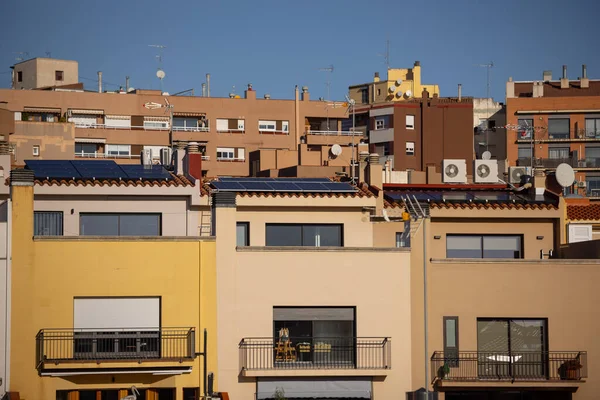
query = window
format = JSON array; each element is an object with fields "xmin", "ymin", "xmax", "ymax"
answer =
[
  {"xmin": 585, "ymin": 118, "xmax": 600, "ymax": 138},
  {"xmin": 80, "ymin": 213, "xmax": 161, "ymax": 236},
  {"xmin": 443, "ymin": 317, "xmax": 459, "ymax": 367},
  {"xmin": 406, "ymin": 141, "xmax": 415, "ymax": 156},
  {"xmin": 266, "ymin": 224, "xmax": 343, "ymax": 247},
  {"xmin": 517, "ymin": 145, "xmax": 532, "ymax": 159},
  {"xmin": 143, "ymin": 120, "xmax": 169, "ymax": 129},
  {"xmin": 396, "ymin": 221, "xmax": 411, "ymax": 247},
  {"xmin": 258, "ymin": 120, "xmax": 276, "ymax": 131},
  {"xmin": 105, "ymin": 115, "xmax": 131, "ymax": 129},
  {"xmin": 375, "ymin": 117, "xmax": 387, "ymax": 130},
  {"xmin": 173, "ymin": 117, "xmax": 206, "ymax": 131},
  {"xmin": 274, "ymin": 307, "xmax": 355, "ymax": 365},
  {"xmin": 587, "ymin": 175, "xmax": 600, "ymax": 196},
  {"xmin": 517, "ymin": 119, "xmax": 533, "ymax": 139},
  {"xmin": 477, "ymin": 318, "xmax": 546, "ymax": 379},
  {"xmin": 34, "ymin": 211, "xmax": 63, "ymax": 236},
  {"xmin": 32, "ymin": 145, "xmax": 40, "ymax": 156},
  {"xmin": 548, "ymin": 118, "xmax": 570, "ymax": 139},
  {"xmin": 216, "ymin": 118, "xmax": 244, "ymax": 132},
  {"xmin": 549, "ymin": 147, "xmax": 569, "ymax": 159},
  {"xmin": 106, "ymin": 144, "xmax": 131, "ymax": 157},
  {"xmin": 586, "ymin": 146, "xmax": 600, "ymax": 167},
  {"xmin": 406, "ymin": 115, "xmax": 415, "ymax": 129},
  {"xmin": 361, "ymin": 88, "xmax": 368, "ymax": 104},
  {"xmin": 446, "ymin": 234, "xmax": 522, "ymax": 258},
  {"xmin": 17, "ymin": 71, "xmax": 23, "ymax": 82},
  {"xmin": 377, "ymin": 88, "xmax": 381, "ymax": 96},
  {"xmin": 236, "ymin": 222, "xmax": 249, "ymax": 246},
  {"xmin": 75, "ymin": 143, "xmax": 97, "ymax": 156},
  {"xmin": 55, "ymin": 70, "xmax": 64, "ymax": 81}
]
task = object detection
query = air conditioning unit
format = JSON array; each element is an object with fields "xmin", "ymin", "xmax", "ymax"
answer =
[
  {"xmin": 568, "ymin": 224, "xmax": 592, "ymax": 243},
  {"xmin": 509, "ymin": 166, "xmax": 533, "ymax": 184},
  {"xmin": 160, "ymin": 147, "xmax": 172, "ymax": 167},
  {"xmin": 141, "ymin": 149, "xmax": 152, "ymax": 165},
  {"xmin": 474, "ymin": 160, "xmax": 499, "ymax": 183},
  {"xmin": 442, "ymin": 159, "xmax": 467, "ymax": 183},
  {"xmin": 578, "ymin": 160, "xmax": 587, "ymax": 168},
  {"xmin": 577, "ymin": 181, "xmax": 587, "ymax": 188}
]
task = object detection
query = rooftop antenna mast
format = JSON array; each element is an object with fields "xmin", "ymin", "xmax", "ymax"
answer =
[
  {"xmin": 377, "ymin": 38, "xmax": 390, "ymax": 73},
  {"xmin": 149, "ymin": 44, "xmax": 167, "ymax": 92},
  {"xmin": 318, "ymin": 65, "xmax": 334, "ymax": 130},
  {"xmin": 14, "ymin": 52, "xmax": 30, "ymax": 62},
  {"xmin": 475, "ymin": 61, "xmax": 494, "ymax": 151}
]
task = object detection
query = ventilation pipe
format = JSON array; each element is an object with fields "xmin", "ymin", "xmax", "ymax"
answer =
[
  {"xmin": 562, "ymin": 65, "xmax": 567, "ymax": 79},
  {"xmin": 458, "ymin": 84, "xmax": 462, "ymax": 102},
  {"xmin": 97, "ymin": 71, "xmax": 103, "ymax": 93},
  {"xmin": 581, "ymin": 65, "xmax": 589, "ymax": 88},
  {"xmin": 206, "ymin": 73, "xmax": 211, "ymax": 97},
  {"xmin": 561, "ymin": 65, "xmax": 569, "ymax": 89},
  {"xmin": 582, "ymin": 64, "xmax": 588, "ymax": 79},
  {"xmin": 202, "ymin": 83, "xmax": 206, "ymax": 97},
  {"xmin": 125, "ymin": 76, "xmax": 130, "ymax": 92}
]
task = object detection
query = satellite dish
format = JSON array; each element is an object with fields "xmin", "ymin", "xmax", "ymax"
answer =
[
  {"xmin": 405, "ymin": 90, "xmax": 412, "ymax": 98},
  {"xmin": 482, "ymin": 151, "xmax": 492, "ymax": 160},
  {"xmin": 556, "ymin": 163, "xmax": 575, "ymax": 188},
  {"xmin": 330, "ymin": 144, "xmax": 342, "ymax": 157},
  {"xmin": 388, "ymin": 85, "xmax": 395, "ymax": 93},
  {"xmin": 395, "ymin": 79, "xmax": 402, "ymax": 86},
  {"xmin": 156, "ymin": 69, "xmax": 166, "ymax": 79},
  {"xmin": 395, "ymin": 91, "xmax": 403, "ymax": 98}
]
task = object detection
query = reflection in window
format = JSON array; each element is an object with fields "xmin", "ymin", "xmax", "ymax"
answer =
[
  {"xmin": 266, "ymin": 224, "xmax": 342, "ymax": 247},
  {"xmin": 80, "ymin": 213, "xmax": 161, "ymax": 236},
  {"xmin": 446, "ymin": 235, "xmax": 522, "ymax": 258}
]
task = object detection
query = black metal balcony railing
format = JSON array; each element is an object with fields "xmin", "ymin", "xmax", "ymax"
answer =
[
  {"xmin": 36, "ymin": 328, "xmax": 195, "ymax": 368},
  {"xmin": 239, "ymin": 337, "xmax": 391, "ymax": 371},
  {"xmin": 431, "ymin": 351, "xmax": 587, "ymax": 383}
]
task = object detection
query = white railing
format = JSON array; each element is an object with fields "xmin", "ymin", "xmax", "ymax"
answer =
[
  {"xmin": 74, "ymin": 152, "xmax": 141, "ymax": 160},
  {"xmin": 172, "ymin": 126, "xmax": 210, "ymax": 132},
  {"xmin": 216, "ymin": 157, "xmax": 245, "ymax": 162},
  {"xmin": 259, "ymin": 129, "xmax": 289, "ymax": 135},
  {"xmin": 216, "ymin": 129, "xmax": 245, "ymax": 133},
  {"xmin": 74, "ymin": 123, "xmax": 170, "ymax": 131},
  {"xmin": 306, "ymin": 130, "xmax": 362, "ymax": 136}
]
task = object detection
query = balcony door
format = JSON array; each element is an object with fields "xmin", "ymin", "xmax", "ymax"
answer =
[{"xmin": 477, "ymin": 318, "xmax": 547, "ymax": 380}]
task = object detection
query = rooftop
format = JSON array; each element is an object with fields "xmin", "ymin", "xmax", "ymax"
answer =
[
  {"xmin": 514, "ymin": 80, "xmax": 600, "ymax": 98},
  {"xmin": 567, "ymin": 204, "xmax": 600, "ymax": 221}
]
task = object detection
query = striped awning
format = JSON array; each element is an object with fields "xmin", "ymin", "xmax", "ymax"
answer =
[
  {"xmin": 144, "ymin": 116, "xmax": 169, "ymax": 122},
  {"xmin": 105, "ymin": 115, "xmax": 131, "ymax": 120},
  {"xmin": 69, "ymin": 109, "xmax": 104, "ymax": 115},
  {"xmin": 173, "ymin": 112, "xmax": 206, "ymax": 117},
  {"xmin": 24, "ymin": 107, "xmax": 61, "ymax": 114},
  {"xmin": 75, "ymin": 138, "xmax": 106, "ymax": 144}
]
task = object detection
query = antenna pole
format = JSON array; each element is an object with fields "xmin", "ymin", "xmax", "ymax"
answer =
[
  {"xmin": 352, "ymin": 101, "xmax": 356, "ymax": 181},
  {"xmin": 476, "ymin": 62, "xmax": 494, "ymax": 152},
  {"xmin": 319, "ymin": 65, "xmax": 334, "ymax": 130}
]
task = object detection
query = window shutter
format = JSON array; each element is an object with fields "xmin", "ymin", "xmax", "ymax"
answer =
[{"xmin": 568, "ymin": 224, "xmax": 592, "ymax": 243}]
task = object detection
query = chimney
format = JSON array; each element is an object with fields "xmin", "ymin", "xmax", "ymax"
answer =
[
  {"xmin": 374, "ymin": 72, "xmax": 380, "ymax": 83},
  {"xmin": 97, "ymin": 71, "xmax": 103, "ymax": 93},
  {"xmin": 206, "ymin": 73, "xmax": 211, "ymax": 97},
  {"xmin": 581, "ymin": 64, "xmax": 589, "ymax": 88},
  {"xmin": 533, "ymin": 81, "xmax": 544, "ymax": 98},
  {"xmin": 366, "ymin": 153, "xmax": 384, "ymax": 214},
  {"xmin": 244, "ymin": 83, "xmax": 256, "ymax": 100},
  {"xmin": 175, "ymin": 142, "xmax": 186, "ymax": 175},
  {"xmin": 561, "ymin": 65, "xmax": 569, "ymax": 89},
  {"xmin": 358, "ymin": 151, "xmax": 369, "ymax": 183},
  {"xmin": 126, "ymin": 76, "xmax": 130, "ymax": 92},
  {"xmin": 301, "ymin": 86, "xmax": 310, "ymax": 101},
  {"xmin": 533, "ymin": 169, "xmax": 546, "ymax": 196},
  {"xmin": 185, "ymin": 142, "xmax": 203, "ymax": 180},
  {"xmin": 458, "ymin": 84, "xmax": 462, "ymax": 102},
  {"xmin": 202, "ymin": 83, "xmax": 206, "ymax": 97},
  {"xmin": 10, "ymin": 168, "xmax": 35, "ymax": 246},
  {"xmin": 414, "ymin": 61, "xmax": 420, "ymax": 67},
  {"xmin": 506, "ymin": 77, "xmax": 515, "ymax": 98},
  {"xmin": 543, "ymin": 70, "xmax": 552, "ymax": 81}
]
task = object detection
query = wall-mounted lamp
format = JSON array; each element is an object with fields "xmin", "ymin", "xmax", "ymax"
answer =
[
  {"xmin": 71, "ymin": 208, "xmax": 75, "ymax": 215},
  {"xmin": 536, "ymin": 236, "xmax": 544, "ymax": 240},
  {"xmin": 434, "ymin": 235, "xmax": 441, "ymax": 240}
]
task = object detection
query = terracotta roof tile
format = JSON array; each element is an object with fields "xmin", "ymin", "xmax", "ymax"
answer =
[
  {"xmin": 567, "ymin": 204, "xmax": 600, "ymax": 221},
  {"xmin": 430, "ymin": 202, "xmax": 558, "ymax": 210},
  {"xmin": 29, "ymin": 173, "xmax": 194, "ymax": 188}
]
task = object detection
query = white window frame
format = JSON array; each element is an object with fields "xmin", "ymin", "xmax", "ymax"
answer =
[
  {"xmin": 375, "ymin": 118, "xmax": 386, "ymax": 130},
  {"xmin": 105, "ymin": 116, "xmax": 131, "ymax": 129},
  {"xmin": 106, "ymin": 144, "xmax": 131, "ymax": 157},
  {"xmin": 406, "ymin": 115, "xmax": 415, "ymax": 130},
  {"xmin": 143, "ymin": 120, "xmax": 169, "ymax": 130},
  {"xmin": 258, "ymin": 120, "xmax": 277, "ymax": 131},
  {"xmin": 216, "ymin": 147, "xmax": 235, "ymax": 160},
  {"xmin": 282, "ymin": 121, "xmax": 289, "ymax": 132},
  {"xmin": 33, "ymin": 145, "xmax": 40, "ymax": 156},
  {"xmin": 406, "ymin": 141, "xmax": 415, "ymax": 155}
]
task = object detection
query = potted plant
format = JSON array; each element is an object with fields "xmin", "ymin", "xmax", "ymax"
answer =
[
  {"xmin": 558, "ymin": 359, "xmax": 582, "ymax": 380},
  {"xmin": 437, "ymin": 362, "xmax": 451, "ymax": 379}
]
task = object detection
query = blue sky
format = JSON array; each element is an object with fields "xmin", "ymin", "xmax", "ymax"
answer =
[{"xmin": 1, "ymin": 0, "xmax": 598, "ymax": 101}]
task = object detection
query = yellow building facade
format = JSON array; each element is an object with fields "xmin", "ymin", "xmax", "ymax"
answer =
[
  {"xmin": 9, "ymin": 170, "xmax": 217, "ymax": 400},
  {"xmin": 348, "ymin": 61, "xmax": 440, "ymax": 105}
]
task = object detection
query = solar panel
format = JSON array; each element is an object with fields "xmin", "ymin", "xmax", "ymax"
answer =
[
  {"xmin": 219, "ymin": 177, "xmax": 275, "ymax": 182},
  {"xmin": 211, "ymin": 181, "xmax": 245, "ymax": 191},
  {"xmin": 25, "ymin": 160, "xmax": 81, "ymax": 179},
  {"xmin": 121, "ymin": 165, "xmax": 171, "ymax": 180},
  {"xmin": 238, "ymin": 182, "xmax": 274, "ymax": 191},
  {"xmin": 268, "ymin": 182, "xmax": 303, "ymax": 192},
  {"xmin": 294, "ymin": 182, "xmax": 329, "ymax": 192},
  {"xmin": 72, "ymin": 160, "xmax": 125, "ymax": 180},
  {"xmin": 320, "ymin": 182, "xmax": 357, "ymax": 192},
  {"xmin": 283, "ymin": 178, "xmax": 331, "ymax": 183}
]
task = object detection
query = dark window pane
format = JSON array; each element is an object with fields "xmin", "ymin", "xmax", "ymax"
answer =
[
  {"xmin": 446, "ymin": 236, "xmax": 482, "ymax": 258},
  {"xmin": 119, "ymin": 214, "xmax": 160, "ymax": 236},
  {"xmin": 303, "ymin": 224, "xmax": 342, "ymax": 247},
  {"xmin": 482, "ymin": 236, "xmax": 521, "ymax": 258},
  {"xmin": 266, "ymin": 225, "xmax": 302, "ymax": 246},
  {"xmin": 80, "ymin": 214, "xmax": 119, "ymax": 236},
  {"xmin": 236, "ymin": 222, "xmax": 249, "ymax": 246},
  {"xmin": 548, "ymin": 119, "xmax": 570, "ymax": 139},
  {"xmin": 34, "ymin": 211, "xmax": 63, "ymax": 236}
]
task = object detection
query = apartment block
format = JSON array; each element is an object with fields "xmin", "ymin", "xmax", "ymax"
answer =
[
  {"xmin": 11, "ymin": 58, "xmax": 80, "ymax": 90},
  {"xmin": 506, "ymin": 64, "xmax": 600, "ymax": 198}
]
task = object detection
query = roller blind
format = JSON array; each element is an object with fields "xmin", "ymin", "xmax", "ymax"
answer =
[
  {"xmin": 74, "ymin": 297, "xmax": 160, "ymax": 331},
  {"xmin": 273, "ymin": 307, "xmax": 354, "ymax": 321}
]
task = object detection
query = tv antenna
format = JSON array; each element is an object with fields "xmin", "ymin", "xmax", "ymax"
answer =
[
  {"xmin": 45, "ymin": 51, "xmax": 52, "ymax": 58},
  {"xmin": 475, "ymin": 61, "xmax": 494, "ymax": 151},
  {"xmin": 318, "ymin": 65, "xmax": 334, "ymax": 129},
  {"xmin": 14, "ymin": 52, "xmax": 29, "ymax": 62},
  {"xmin": 377, "ymin": 38, "xmax": 390, "ymax": 71},
  {"xmin": 149, "ymin": 44, "xmax": 167, "ymax": 92}
]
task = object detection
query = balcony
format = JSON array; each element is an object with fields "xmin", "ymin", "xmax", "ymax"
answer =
[
  {"xmin": 74, "ymin": 152, "xmax": 141, "ymax": 160},
  {"xmin": 239, "ymin": 337, "xmax": 391, "ymax": 376},
  {"xmin": 172, "ymin": 126, "xmax": 210, "ymax": 132},
  {"xmin": 306, "ymin": 130, "xmax": 362, "ymax": 136},
  {"xmin": 431, "ymin": 351, "xmax": 587, "ymax": 389},
  {"xmin": 216, "ymin": 157, "xmax": 245, "ymax": 162},
  {"xmin": 74, "ymin": 123, "xmax": 170, "ymax": 131},
  {"xmin": 36, "ymin": 327, "xmax": 195, "ymax": 369},
  {"xmin": 517, "ymin": 157, "xmax": 600, "ymax": 169}
]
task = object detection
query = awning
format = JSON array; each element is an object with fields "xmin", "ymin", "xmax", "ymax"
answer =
[
  {"xmin": 145, "ymin": 116, "xmax": 169, "ymax": 122},
  {"xmin": 40, "ymin": 366, "xmax": 192, "ymax": 377},
  {"xmin": 75, "ymin": 138, "xmax": 106, "ymax": 144},
  {"xmin": 105, "ymin": 115, "xmax": 131, "ymax": 120},
  {"xmin": 257, "ymin": 379, "xmax": 371, "ymax": 399},
  {"xmin": 24, "ymin": 107, "xmax": 61, "ymax": 114},
  {"xmin": 173, "ymin": 112, "xmax": 206, "ymax": 117},
  {"xmin": 69, "ymin": 109, "xmax": 104, "ymax": 115}
]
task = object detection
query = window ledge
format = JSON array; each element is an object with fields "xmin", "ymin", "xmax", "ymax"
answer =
[
  {"xmin": 34, "ymin": 235, "xmax": 216, "ymax": 242},
  {"xmin": 431, "ymin": 258, "xmax": 600, "ymax": 265},
  {"xmin": 237, "ymin": 246, "xmax": 408, "ymax": 252}
]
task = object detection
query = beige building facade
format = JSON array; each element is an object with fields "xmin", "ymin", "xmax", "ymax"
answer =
[{"xmin": 11, "ymin": 58, "xmax": 79, "ymax": 90}]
